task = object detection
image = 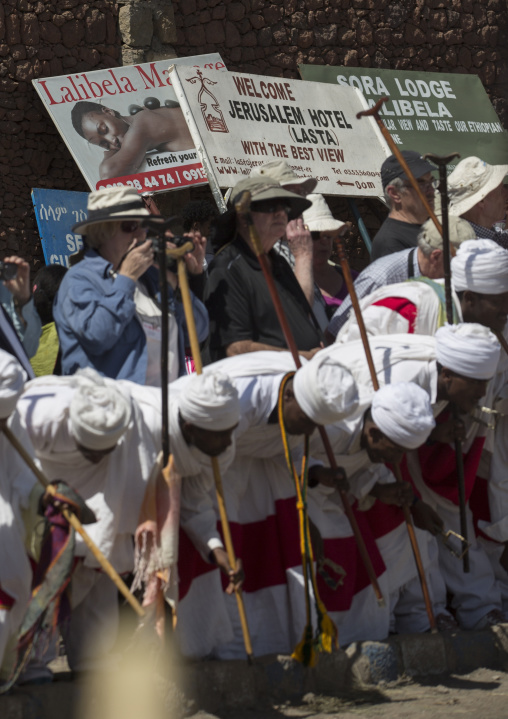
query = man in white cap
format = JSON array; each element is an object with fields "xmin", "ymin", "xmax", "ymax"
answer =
[
  {"xmin": 327, "ymin": 216, "xmax": 472, "ymax": 340},
  {"xmin": 448, "ymin": 156, "xmax": 508, "ymax": 250},
  {"xmin": 336, "ymin": 238, "xmax": 508, "ymax": 342},
  {"xmin": 174, "ymin": 350, "xmax": 387, "ymax": 658},
  {"xmin": 54, "ymin": 185, "xmax": 208, "ymax": 385},
  {"xmin": 301, "ymin": 193, "xmax": 348, "ymax": 331},
  {"xmin": 15, "ymin": 368, "xmax": 241, "ymax": 672},
  {"xmin": 406, "ymin": 323, "xmax": 506, "ymax": 629}
]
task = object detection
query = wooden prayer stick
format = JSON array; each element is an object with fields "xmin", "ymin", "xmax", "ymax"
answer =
[
  {"xmin": 495, "ymin": 330, "xmax": 508, "ymax": 357},
  {"xmin": 357, "ymin": 97, "xmax": 442, "ymax": 237},
  {"xmin": 234, "ymin": 191, "xmax": 386, "ymax": 608},
  {"xmin": 176, "ymin": 259, "xmax": 254, "ymax": 663},
  {"xmin": 423, "ymin": 151, "xmax": 469, "ymax": 573},
  {"xmin": 1, "ymin": 424, "xmax": 145, "ymax": 618},
  {"xmin": 334, "ymin": 237, "xmax": 437, "ymax": 632}
]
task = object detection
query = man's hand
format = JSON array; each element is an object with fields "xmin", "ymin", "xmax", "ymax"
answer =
[
  {"xmin": 300, "ymin": 346, "xmax": 323, "ymax": 361},
  {"xmin": 211, "ymin": 547, "xmax": 245, "ymax": 595},
  {"xmin": 117, "ymin": 239, "xmax": 154, "ymax": 281},
  {"xmin": 182, "ymin": 230, "xmax": 207, "ymax": 276},
  {"xmin": 411, "ymin": 499, "xmax": 444, "ymax": 535},
  {"xmin": 370, "ymin": 481, "xmax": 413, "ymax": 507},
  {"xmin": 3, "ymin": 256, "xmax": 30, "ymax": 307},
  {"xmin": 285, "ymin": 218, "xmax": 313, "ymax": 259},
  {"xmin": 308, "ymin": 465, "xmax": 349, "ymax": 493},
  {"xmin": 428, "ymin": 417, "xmax": 466, "ymax": 444}
]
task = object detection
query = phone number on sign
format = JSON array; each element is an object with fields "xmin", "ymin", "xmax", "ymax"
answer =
[{"xmin": 96, "ymin": 163, "xmax": 208, "ymax": 192}]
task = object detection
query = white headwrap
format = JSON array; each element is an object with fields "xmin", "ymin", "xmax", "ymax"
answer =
[
  {"xmin": 435, "ymin": 323, "xmax": 500, "ymax": 380},
  {"xmin": 69, "ymin": 370, "xmax": 132, "ymax": 450},
  {"xmin": 451, "ymin": 239, "xmax": 508, "ymax": 295},
  {"xmin": 371, "ymin": 382, "xmax": 435, "ymax": 450},
  {"xmin": 178, "ymin": 371, "xmax": 240, "ymax": 431},
  {"xmin": 293, "ymin": 354, "xmax": 358, "ymax": 425},
  {"xmin": 0, "ymin": 350, "xmax": 26, "ymax": 419}
]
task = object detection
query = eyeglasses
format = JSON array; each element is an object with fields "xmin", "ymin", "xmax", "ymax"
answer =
[
  {"xmin": 251, "ymin": 201, "xmax": 292, "ymax": 215},
  {"xmin": 120, "ymin": 220, "xmax": 142, "ymax": 233},
  {"xmin": 402, "ymin": 178, "xmax": 439, "ymax": 191}
]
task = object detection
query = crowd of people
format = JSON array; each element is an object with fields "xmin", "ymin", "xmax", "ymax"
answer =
[{"xmin": 1, "ymin": 148, "xmax": 508, "ymax": 686}]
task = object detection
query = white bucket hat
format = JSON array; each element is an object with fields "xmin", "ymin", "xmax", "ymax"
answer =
[
  {"xmin": 448, "ymin": 156, "xmax": 508, "ymax": 217},
  {"xmin": 302, "ymin": 194, "xmax": 345, "ymax": 233},
  {"xmin": 72, "ymin": 186, "xmax": 165, "ymax": 235},
  {"xmin": 250, "ymin": 159, "xmax": 317, "ymax": 195}
]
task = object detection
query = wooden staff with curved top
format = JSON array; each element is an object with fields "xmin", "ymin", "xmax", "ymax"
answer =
[
  {"xmin": 1, "ymin": 423, "xmax": 145, "ymax": 617},
  {"xmin": 173, "ymin": 246, "xmax": 254, "ymax": 663},
  {"xmin": 333, "ymin": 238, "xmax": 437, "ymax": 632},
  {"xmin": 423, "ymin": 151, "xmax": 469, "ymax": 574},
  {"xmin": 234, "ymin": 191, "xmax": 386, "ymax": 608},
  {"xmin": 357, "ymin": 97, "xmax": 442, "ymax": 237}
]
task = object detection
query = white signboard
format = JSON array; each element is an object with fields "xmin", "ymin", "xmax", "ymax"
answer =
[
  {"xmin": 32, "ymin": 54, "xmax": 226, "ymax": 195},
  {"xmin": 170, "ymin": 66, "xmax": 390, "ymax": 200}
]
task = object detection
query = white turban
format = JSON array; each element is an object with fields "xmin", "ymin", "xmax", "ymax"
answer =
[
  {"xmin": 69, "ymin": 372, "xmax": 132, "ymax": 450},
  {"xmin": 371, "ymin": 382, "xmax": 435, "ymax": 450},
  {"xmin": 0, "ymin": 350, "xmax": 26, "ymax": 419},
  {"xmin": 451, "ymin": 239, "xmax": 508, "ymax": 294},
  {"xmin": 293, "ymin": 354, "xmax": 358, "ymax": 425},
  {"xmin": 178, "ymin": 371, "xmax": 240, "ymax": 431},
  {"xmin": 435, "ymin": 323, "xmax": 500, "ymax": 380}
]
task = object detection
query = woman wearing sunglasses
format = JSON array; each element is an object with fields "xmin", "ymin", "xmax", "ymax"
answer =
[{"xmin": 53, "ymin": 186, "xmax": 208, "ymax": 384}]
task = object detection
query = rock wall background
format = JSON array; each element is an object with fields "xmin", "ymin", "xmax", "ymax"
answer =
[{"xmin": 1, "ymin": 0, "xmax": 507, "ymax": 268}]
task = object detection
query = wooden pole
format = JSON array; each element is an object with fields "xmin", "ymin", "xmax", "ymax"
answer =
[
  {"xmin": 357, "ymin": 97, "xmax": 442, "ymax": 237},
  {"xmin": 234, "ymin": 192, "xmax": 386, "ymax": 607},
  {"xmin": 334, "ymin": 237, "xmax": 437, "ymax": 632},
  {"xmin": 1, "ymin": 424, "xmax": 145, "ymax": 618},
  {"xmin": 176, "ymin": 259, "xmax": 254, "ymax": 663},
  {"xmin": 423, "ymin": 152, "xmax": 469, "ymax": 574}
]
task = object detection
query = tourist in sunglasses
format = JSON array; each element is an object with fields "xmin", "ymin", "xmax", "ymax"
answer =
[
  {"xmin": 53, "ymin": 186, "xmax": 208, "ymax": 384},
  {"xmin": 204, "ymin": 176, "xmax": 324, "ymax": 363}
]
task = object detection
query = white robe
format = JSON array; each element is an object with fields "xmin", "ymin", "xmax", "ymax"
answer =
[
  {"xmin": 335, "ymin": 278, "xmax": 462, "ymax": 343},
  {"xmin": 0, "ymin": 412, "xmax": 39, "ymax": 678},
  {"xmin": 175, "ymin": 352, "xmax": 388, "ymax": 657}
]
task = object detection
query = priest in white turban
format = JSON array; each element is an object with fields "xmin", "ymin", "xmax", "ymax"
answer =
[
  {"xmin": 336, "ymin": 238, "xmax": 508, "ymax": 343},
  {"xmin": 15, "ymin": 368, "xmax": 240, "ymax": 673},
  {"xmin": 311, "ymin": 328, "xmax": 503, "ymax": 635},
  {"xmin": 173, "ymin": 350, "xmax": 382, "ymax": 660},
  {"xmin": 404, "ymin": 322, "xmax": 506, "ymax": 630}
]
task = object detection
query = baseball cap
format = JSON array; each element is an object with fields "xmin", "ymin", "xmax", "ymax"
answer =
[{"xmin": 381, "ymin": 151, "xmax": 435, "ymax": 189}]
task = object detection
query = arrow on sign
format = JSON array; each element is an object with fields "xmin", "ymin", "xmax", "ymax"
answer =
[{"xmin": 336, "ymin": 180, "xmax": 355, "ymax": 187}]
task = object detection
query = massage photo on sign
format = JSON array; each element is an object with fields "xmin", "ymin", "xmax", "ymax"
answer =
[{"xmin": 71, "ymin": 97, "xmax": 195, "ymax": 181}]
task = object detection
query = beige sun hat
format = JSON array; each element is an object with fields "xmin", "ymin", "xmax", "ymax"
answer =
[
  {"xmin": 302, "ymin": 194, "xmax": 345, "ymax": 232},
  {"xmin": 448, "ymin": 156, "xmax": 508, "ymax": 217},
  {"xmin": 72, "ymin": 186, "xmax": 165, "ymax": 235},
  {"xmin": 231, "ymin": 176, "xmax": 312, "ymax": 219},
  {"xmin": 250, "ymin": 159, "xmax": 317, "ymax": 195},
  {"xmin": 417, "ymin": 215, "xmax": 476, "ymax": 252}
]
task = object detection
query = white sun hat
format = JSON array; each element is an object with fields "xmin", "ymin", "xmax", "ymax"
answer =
[
  {"xmin": 72, "ymin": 186, "xmax": 165, "ymax": 235},
  {"xmin": 448, "ymin": 156, "xmax": 508, "ymax": 217},
  {"xmin": 302, "ymin": 194, "xmax": 345, "ymax": 233}
]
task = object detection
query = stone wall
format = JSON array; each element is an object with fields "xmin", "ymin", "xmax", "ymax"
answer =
[
  {"xmin": 1, "ymin": 0, "xmax": 121, "ymax": 266},
  {"xmin": 2, "ymin": 0, "xmax": 508, "ymax": 266}
]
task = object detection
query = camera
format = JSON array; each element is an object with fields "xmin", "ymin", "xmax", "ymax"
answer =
[
  {"xmin": 153, "ymin": 235, "xmax": 193, "ymax": 273},
  {"xmin": 0, "ymin": 261, "xmax": 18, "ymax": 282}
]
